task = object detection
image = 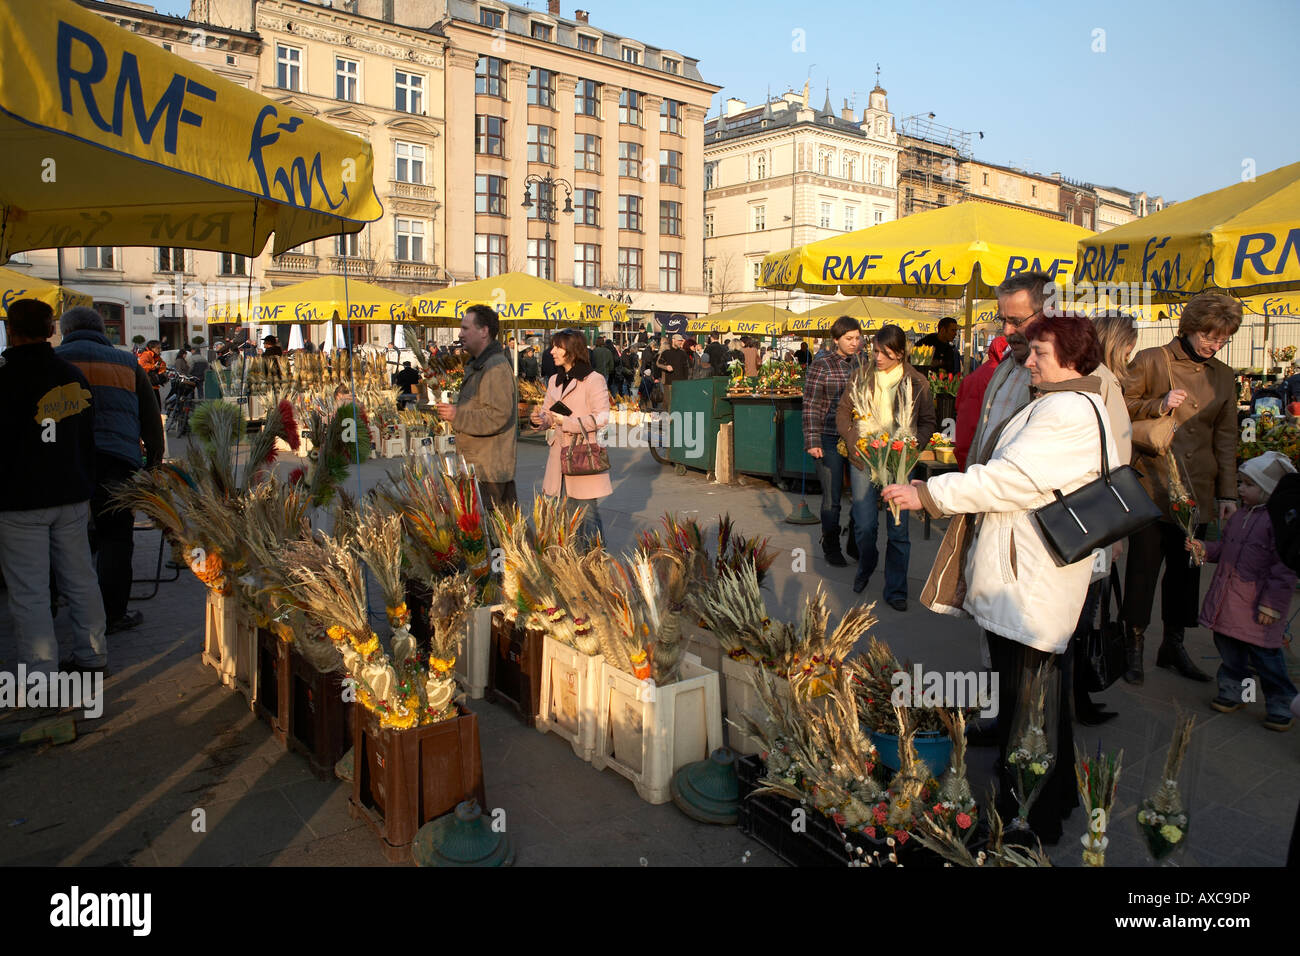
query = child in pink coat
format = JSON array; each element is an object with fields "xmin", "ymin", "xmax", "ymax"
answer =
[{"xmin": 1189, "ymin": 451, "xmax": 1299, "ymax": 731}]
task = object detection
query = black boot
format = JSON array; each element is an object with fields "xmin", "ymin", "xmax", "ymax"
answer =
[
  {"xmin": 822, "ymin": 534, "xmax": 847, "ymax": 567},
  {"xmin": 1156, "ymin": 628, "xmax": 1212, "ymax": 682},
  {"xmin": 1123, "ymin": 626, "xmax": 1145, "ymax": 686},
  {"xmin": 845, "ymin": 517, "xmax": 859, "ymax": 560}
]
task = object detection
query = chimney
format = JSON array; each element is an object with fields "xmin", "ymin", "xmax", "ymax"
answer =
[
  {"xmin": 725, "ymin": 97, "xmax": 747, "ymax": 117},
  {"xmin": 548, "ymin": 0, "xmax": 560, "ymax": 14},
  {"xmin": 574, "ymin": 8, "xmax": 588, "ymax": 21},
  {"xmin": 841, "ymin": 98, "xmax": 853, "ymax": 121}
]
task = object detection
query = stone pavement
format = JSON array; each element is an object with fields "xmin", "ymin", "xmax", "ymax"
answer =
[{"xmin": 0, "ymin": 435, "xmax": 1296, "ymax": 866}]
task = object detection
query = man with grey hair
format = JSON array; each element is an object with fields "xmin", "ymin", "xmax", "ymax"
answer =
[
  {"xmin": 56, "ymin": 307, "xmax": 164, "ymax": 636},
  {"xmin": 966, "ymin": 271, "xmax": 1054, "ymax": 467}
]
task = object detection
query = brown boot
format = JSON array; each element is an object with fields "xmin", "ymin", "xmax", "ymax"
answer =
[{"xmin": 1123, "ymin": 625, "xmax": 1145, "ymax": 686}]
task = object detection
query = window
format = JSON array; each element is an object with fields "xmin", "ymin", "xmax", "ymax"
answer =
[
  {"xmin": 819, "ymin": 202, "xmax": 831, "ymax": 229},
  {"xmin": 841, "ymin": 156, "xmax": 855, "ymax": 180},
  {"xmin": 577, "ymin": 34, "xmax": 599, "ymax": 53},
  {"xmin": 618, "ymin": 141, "xmax": 642, "ymax": 178},
  {"xmin": 622, "ymin": 47, "xmax": 640, "ymax": 65},
  {"xmin": 752, "ymin": 205, "xmax": 766, "ymax": 231},
  {"xmin": 527, "ymin": 68, "xmax": 554, "ymax": 108},
  {"xmin": 475, "ymin": 174, "xmax": 507, "ymax": 215},
  {"xmin": 752, "ymin": 261, "xmax": 761, "ymax": 288},
  {"xmin": 475, "ymin": 115, "xmax": 504, "ymax": 155},
  {"xmin": 395, "ymin": 218, "xmax": 425, "ymax": 262},
  {"xmin": 335, "ymin": 57, "xmax": 359, "ymax": 102},
  {"xmin": 659, "ymin": 200, "xmax": 681, "ymax": 236},
  {"xmin": 527, "ymin": 124, "xmax": 556, "ymax": 164},
  {"xmin": 575, "ymin": 79, "xmax": 600, "ymax": 117},
  {"xmin": 475, "ymin": 57, "xmax": 505, "ymax": 97},
  {"xmin": 874, "ymin": 209, "xmax": 885, "ymax": 224},
  {"xmin": 704, "ymin": 211, "xmax": 714, "ymax": 238},
  {"xmin": 574, "ymin": 243, "xmax": 600, "ymax": 287},
  {"xmin": 574, "ymin": 188, "xmax": 599, "ymax": 226},
  {"xmin": 618, "ymin": 247, "xmax": 642, "ymax": 289},
  {"xmin": 395, "ymin": 70, "xmax": 424, "ymax": 113},
  {"xmin": 619, "ymin": 90, "xmax": 642, "ymax": 126},
  {"xmin": 394, "ymin": 141, "xmax": 426, "ymax": 184},
  {"xmin": 704, "ymin": 161, "xmax": 717, "ymax": 189},
  {"xmin": 575, "ymin": 133, "xmax": 601, "ymax": 172},
  {"xmin": 480, "ymin": 8, "xmax": 503, "ymax": 28},
  {"xmin": 276, "ymin": 44, "xmax": 301, "ymax": 91},
  {"xmin": 526, "ymin": 180, "xmax": 554, "ymax": 221},
  {"xmin": 818, "ymin": 152, "xmax": 831, "ymax": 175},
  {"xmin": 662, "ymin": 57, "xmax": 680, "ymax": 74},
  {"xmin": 336, "ymin": 232, "xmax": 360, "ymax": 257},
  {"xmin": 704, "ymin": 261, "xmax": 714, "ymax": 291},
  {"xmin": 659, "ymin": 149, "xmax": 682, "ymax": 185},
  {"xmin": 659, "ymin": 252, "xmax": 681, "ymax": 292},
  {"xmin": 531, "ymin": 22, "xmax": 552, "ymax": 41},
  {"xmin": 904, "ymin": 187, "xmax": 914, "ymax": 208},
  {"xmin": 937, "ymin": 193, "xmax": 946, "ymax": 206},
  {"xmin": 156, "ymin": 247, "xmax": 185, "ymax": 272},
  {"xmin": 527, "ymin": 238, "xmax": 555, "ymax": 280},
  {"xmin": 474, "ymin": 234, "xmax": 507, "ymax": 277},
  {"xmin": 754, "ymin": 153, "xmax": 766, "ymax": 180},
  {"xmin": 843, "ymin": 206, "xmax": 856, "ymax": 231},
  {"xmin": 660, "ymin": 98, "xmax": 681, "ymax": 134},
  {"xmin": 83, "ymin": 247, "xmax": 115, "ymax": 269},
  {"xmin": 1031, "ymin": 185, "xmax": 1038, "ymax": 198},
  {"xmin": 619, "ymin": 195, "xmax": 643, "ymax": 231},
  {"xmin": 220, "ymin": 252, "xmax": 246, "ymax": 276},
  {"xmin": 982, "ymin": 172, "xmax": 989, "ymax": 186},
  {"xmin": 1065, "ymin": 204, "xmax": 1074, "ymax": 222},
  {"xmin": 1082, "ymin": 210, "xmax": 1093, "ymax": 229}
]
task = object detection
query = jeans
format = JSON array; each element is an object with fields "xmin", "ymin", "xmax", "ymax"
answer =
[
  {"xmin": 813, "ymin": 434, "xmax": 846, "ymax": 541},
  {"xmin": 1212, "ymin": 632, "xmax": 1298, "ymax": 721},
  {"xmin": 0, "ymin": 502, "xmax": 108, "ymax": 672},
  {"xmin": 90, "ymin": 454, "xmax": 138, "ymax": 621},
  {"xmin": 849, "ymin": 464, "xmax": 911, "ymax": 601},
  {"xmin": 563, "ymin": 496, "xmax": 605, "ymax": 546}
]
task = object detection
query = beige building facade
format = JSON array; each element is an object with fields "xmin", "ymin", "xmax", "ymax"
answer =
[
  {"xmin": 703, "ymin": 84, "xmax": 899, "ymax": 312},
  {"xmin": 963, "ymin": 158, "xmax": 1064, "ymax": 220}
]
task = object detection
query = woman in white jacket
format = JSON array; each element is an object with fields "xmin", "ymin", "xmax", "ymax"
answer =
[{"xmin": 883, "ymin": 313, "xmax": 1116, "ymax": 844}]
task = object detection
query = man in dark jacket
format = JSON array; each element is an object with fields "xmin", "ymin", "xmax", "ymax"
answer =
[
  {"xmin": 56, "ymin": 307, "xmax": 165, "ymax": 635},
  {"xmin": 393, "ymin": 361, "xmax": 421, "ymax": 409},
  {"xmin": 704, "ymin": 332, "xmax": 729, "ymax": 377},
  {"xmin": 518, "ymin": 346, "xmax": 541, "ymax": 382},
  {"xmin": 590, "ymin": 336, "xmax": 615, "ymax": 381},
  {"xmin": 0, "ymin": 300, "xmax": 107, "ymax": 673},
  {"xmin": 915, "ymin": 317, "xmax": 960, "ymax": 374}
]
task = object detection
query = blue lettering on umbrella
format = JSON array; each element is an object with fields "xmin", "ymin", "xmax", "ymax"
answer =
[
  {"xmin": 348, "ymin": 303, "xmax": 377, "ymax": 319},
  {"xmin": 1233, "ymin": 229, "xmax": 1300, "ymax": 280},
  {"xmin": 898, "ymin": 249, "xmax": 955, "ymax": 285},
  {"xmin": 249, "ymin": 105, "xmax": 345, "ymax": 211}
]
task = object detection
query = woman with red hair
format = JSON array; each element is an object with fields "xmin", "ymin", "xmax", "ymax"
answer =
[{"xmin": 882, "ymin": 312, "xmax": 1117, "ymax": 844}]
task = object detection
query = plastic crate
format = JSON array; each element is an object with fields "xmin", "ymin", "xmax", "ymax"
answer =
[
  {"xmin": 485, "ymin": 609, "xmax": 543, "ymax": 727},
  {"xmin": 202, "ymin": 589, "xmax": 255, "ymax": 708},
  {"xmin": 592, "ymin": 653, "xmax": 723, "ymax": 805},
  {"xmin": 350, "ymin": 704, "xmax": 487, "ymax": 863},
  {"xmin": 454, "ymin": 605, "xmax": 495, "ymax": 700},
  {"xmin": 535, "ymin": 635, "xmax": 604, "ymax": 762},
  {"xmin": 721, "ymin": 657, "xmax": 791, "ymax": 756}
]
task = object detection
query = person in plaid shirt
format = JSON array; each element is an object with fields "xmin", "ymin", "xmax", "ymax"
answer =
[{"xmin": 802, "ymin": 316, "xmax": 864, "ymax": 566}]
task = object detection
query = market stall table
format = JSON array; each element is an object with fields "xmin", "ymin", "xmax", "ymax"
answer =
[{"xmin": 727, "ymin": 393, "xmax": 817, "ymax": 491}]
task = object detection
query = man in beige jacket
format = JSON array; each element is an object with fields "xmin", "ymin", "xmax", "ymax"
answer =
[{"xmin": 436, "ymin": 304, "xmax": 518, "ymax": 509}]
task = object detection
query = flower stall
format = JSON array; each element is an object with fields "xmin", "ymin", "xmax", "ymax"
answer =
[{"xmin": 725, "ymin": 361, "xmax": 816, "ymax": 491}]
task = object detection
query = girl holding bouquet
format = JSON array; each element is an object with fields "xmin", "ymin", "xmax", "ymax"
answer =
[{"xmin": 835, "ymin": 325, "xmax": 936, "ymax": 606}]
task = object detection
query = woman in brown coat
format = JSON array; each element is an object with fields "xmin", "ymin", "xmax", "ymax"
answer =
[
  {"xmin": 1122, "ymin": 293, "xmax": 1243, "ymax": 685},
  {"xmin": 835, "ymin": 324, "xmax": 937, "ymax": 606}
]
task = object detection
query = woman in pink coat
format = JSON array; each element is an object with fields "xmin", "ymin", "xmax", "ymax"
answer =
[
  {"xmin": 530, "ymin": 330, "xmax": 612, "ymax": 542},
  {"xmin": 1189, "ymin": 451, "xmax": 1298, "ymax": 731}
]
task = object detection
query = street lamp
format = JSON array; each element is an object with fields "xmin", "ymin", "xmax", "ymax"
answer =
[{"xmin": 521, "ymin": 172, "xmax": 574, "ymax": 247}]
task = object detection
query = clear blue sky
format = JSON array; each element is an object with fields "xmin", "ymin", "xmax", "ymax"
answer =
[{"xmin": 154, "ymin": 0, "xmax": 1299, "ymax": 202}]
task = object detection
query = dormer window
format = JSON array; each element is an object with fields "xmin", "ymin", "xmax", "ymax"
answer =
[
  {"xmin": 622, "ymin": 47, "xmax": 640, "ymax": 65},
  {"xmin": 662, "ymin": 57, "xmax": 679, "ymax": 74},
  {"xmin": 531, "ymin": 22, "xmax": 552, "ymax": 41},
  {"xmin": 480, "ymin": 7, "xmax": 503, "ymax": 28}
]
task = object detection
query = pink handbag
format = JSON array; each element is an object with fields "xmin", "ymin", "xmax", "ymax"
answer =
[{"xmin": 560, "ymin": 415, "xmax": 610, "ymax": 476}]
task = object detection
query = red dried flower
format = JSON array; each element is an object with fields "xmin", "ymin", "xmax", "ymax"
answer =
[
  {"xmin": 279, "ymin": 399, "xmax": 301, "ymax": 452},
  {"xmin": 895, "ymin": 830, "xmax": 909, "ymax": 844},
  {"xmin": 956, "ymin": 812, "xmax": 972, "ymax": 830},
  {"xmin": 864, "ymin": 826, "xmax": 876, "ymax": 839},
  {"xmin": 891, "ymin": 440, "xmax": 904, "ymax": 452},
  {"xmin": 288, "ymin": 467, "xmax": 306, "ymax": 485}
]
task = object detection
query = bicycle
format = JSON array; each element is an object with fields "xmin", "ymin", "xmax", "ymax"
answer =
[{"xmin": 164, "ymin": 371, "xmax": 200, "ymax": 437}]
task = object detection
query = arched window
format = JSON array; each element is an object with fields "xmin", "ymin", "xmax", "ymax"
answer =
[
  {"xmin": 755, "ymin": 153, "xmax": 767, "ymax": 180},
  {"xmin": 842, "ymin": 156, "xmax": 855, "ymax": 180},
  {"xmin": 818, "ymin": 151, "xmax": 831, "ymax": 175}
]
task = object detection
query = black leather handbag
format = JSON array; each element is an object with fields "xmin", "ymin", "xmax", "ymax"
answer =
[
  {"xmin": 1084, "ymin": 565, "xmax": 1128, "ymax": 692},
  {"xmin": 1032, "ymin": 396, "xmax": 1162, "ymax": 566}
]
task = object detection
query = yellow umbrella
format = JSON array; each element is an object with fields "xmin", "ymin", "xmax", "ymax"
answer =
[
  {"xmin": 760, "ymin": 202, "xmax": 1093, "ymax": 357},
  {"xmin": 0, "ymin": 266, "xmax": 90, "ymax": 316},
  {"xmin": 0, "ymin": 0, "xmax": 382, "ymax": 262},
  {"xmin": 1074, "ymin": 160, "xmax": 1300, "ymax": 300},
  {"xmin": 787, "ymin": 297, "xmax": 938, "ymax": 336},
  {"xmin": 687, "ymin": 302, "xmax": 792, "ymax": 337},
  {"xmin": 206, "ymin": 276, "xmax": 408, "ymax": 324},
  {"xmin": 409, "ymin": 272, "xmax": 626, "ymax": 328}
]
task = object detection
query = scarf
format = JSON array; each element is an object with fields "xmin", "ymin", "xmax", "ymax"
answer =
[
  {"xmin": 873, "ymin": 363, "xmax": 905, "ymax": 430},
  {"xmin": 1178, "ymin": 335, "xmax": 1211, "ymax": 364},
  {"xmin": 554, "ymin": 359, "xmax": 593, "ymax": 390}
]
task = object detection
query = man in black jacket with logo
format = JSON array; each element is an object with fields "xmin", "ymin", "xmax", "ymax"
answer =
[{"xmin": 0, "ymin": 300, "xmax": 107, "ymax": 674}]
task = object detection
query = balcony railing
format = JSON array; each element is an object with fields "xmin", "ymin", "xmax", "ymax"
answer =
[
  {"xmin": 270, "ymin": 253, "xmax": 319, "ymax": 272},
  {"xmin": 325, "ymin": 256, "xmax": 376, "ymax": 275},
  {"xmin": 390, "ymin": 261, "xmax": 435, "ymax": 280},
  {"xmin": 389, "ymin": 180, "xmax": 437, "ymax": 201}
]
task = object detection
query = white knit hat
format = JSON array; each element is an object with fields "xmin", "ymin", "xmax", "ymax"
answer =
[{"xmin": 1239, "ymin": 450, "xmax": 1297, "ymax": 496}]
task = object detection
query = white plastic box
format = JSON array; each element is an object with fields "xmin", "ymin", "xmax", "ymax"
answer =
[
  {"xmin": 454, "ymin": 604, "xmax": 496, "ymax": 700},
  {"xmin": 536, "ymin": 635, "xmax": 604, "ymax": 762},
  {"xmin": 202, "ymin": 589, "xmax": 256, "ymax": 708},
  {"xmin": 592, "ymin": 652, "xmax": 723, "ymax": 804},
  {"xmin": 721, "ymin": 657, "xmax": 791, "ymax": 756}
]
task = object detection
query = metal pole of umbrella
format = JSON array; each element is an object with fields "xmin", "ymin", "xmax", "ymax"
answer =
[{"xmin": 782, "ymin": 288, "xmax": 818, "ymax": 524}]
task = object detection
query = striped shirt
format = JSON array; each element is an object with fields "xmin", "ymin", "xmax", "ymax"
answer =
[{"xmin": 802, "ymin": 350, "xmax": 862, "ymax": 451}]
